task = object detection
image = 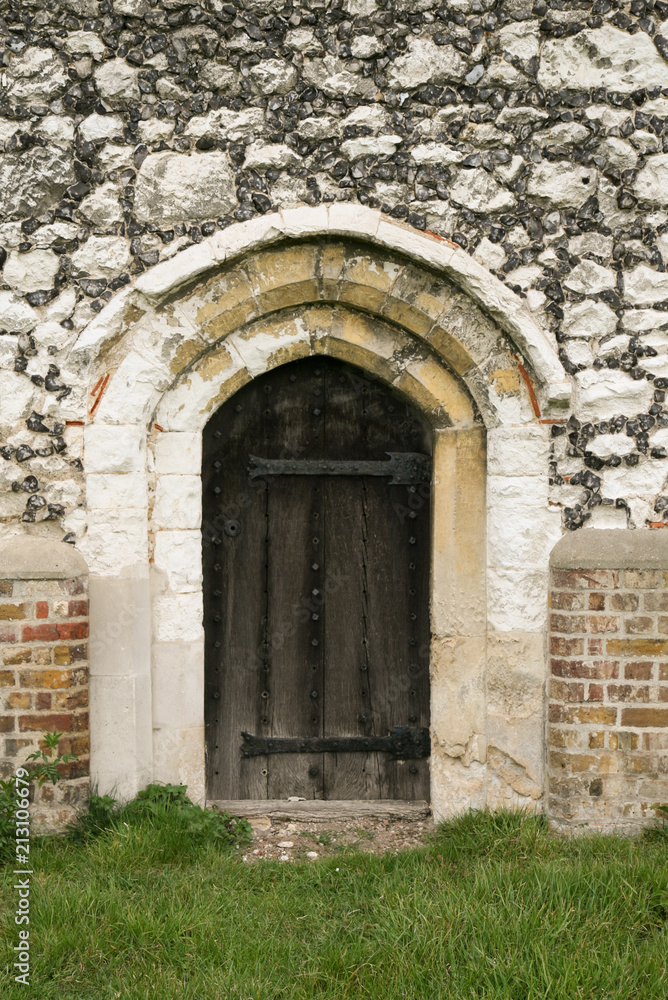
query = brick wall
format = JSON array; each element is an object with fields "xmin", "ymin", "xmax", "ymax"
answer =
[
  {"xmin": 0, "ymin": 542, "xmax": 89, "ymax": 832},
  {"xmin": 548, "ymin": 557, "xmax": 668, "ymax": 831}
]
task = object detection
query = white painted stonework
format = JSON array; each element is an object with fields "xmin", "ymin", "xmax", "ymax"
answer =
[{"xmin": 72, "ymin": 209, "xmax": 564, "ymax": 818}]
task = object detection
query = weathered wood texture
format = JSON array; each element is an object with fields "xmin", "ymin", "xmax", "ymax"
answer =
[{"xmin": 203, "ymin": 357, "xmax": 432, "ymax": 801}]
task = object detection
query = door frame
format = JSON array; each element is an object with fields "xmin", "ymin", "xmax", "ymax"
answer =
[{"xmin": 80, "ymin": 214, "xmax": 562, "ymax": 820}]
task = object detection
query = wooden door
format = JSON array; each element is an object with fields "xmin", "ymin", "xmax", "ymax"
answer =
[{"xmin": 203, "ymin": 357, "xmax": 431, "ymax": 801}]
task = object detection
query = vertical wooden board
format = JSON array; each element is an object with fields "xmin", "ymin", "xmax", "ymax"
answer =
[
  {"xmin": 203, "ymin": 378, "xmax": 268, "ymax": 799},
  {"xmin": 321, "ymin": 361, "xmax": 381, "ymax": 798},
  {"xmin": 362, "ymin": 477, "xmax": 431, "ymax": 800},
  {"xmin": 321, "ymin": 476, "xmax": 381, "ymax": 798},
  {"xmin": 265, "ymin": 361, "xmax": 325, "ymax": 799}
]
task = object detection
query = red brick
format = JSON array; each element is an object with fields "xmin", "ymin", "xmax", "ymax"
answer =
[
  {"xmin": 551, "ymin": 592, "xmax": 585, "ymax": 610},
  {"xmin": 18, "ymin": 713, "xmax": 76, "ymax": 733},
  {"xmin": 0, "ymin": 716, "xmax": 15, "ymax": 733},
  {"xmin": 550, "ymin": 637, "xmax": 584, "ymax": 656},
  {"xmin": 625, "ymin": 615, "xmax": 655, "ymax": 634},
  {"xmin": 5, "ymin": 692, "xmax": 30, "ymax": 709},
  {"xmin": 22, "ymin": 624, "xmax": 58, "ymax": 642},
  {"xmin": 67, "ymin": 600, "xmax": 88, "ymax": 618},
  {"xmin": 551, "ymin": 659, "xmax": 619, "ymax": 680},
  {"xmin": 624, "ymin": 570, "xmax": 661, "ymax": 589},
  {"xmin": 36, "ymin": 602, "xmax": 48, "ymax": 619},
  {"xmin": 34, "ymin": 692, "xmax": 51, "ymax": 710},
  {"xmin": 549, "ymin": 705, "xmax": 618, "ymax": 725},
  {"xmin": 659, "ymin": 687, "xmax": 668, "ymax": 702},
  {"xmin": 588, "ymin": 593, "xmax": 606, "ymax": 611},
  {"xmin": 0, "ymin": 626, "xmax": 16, "ymax": 643},
  {"xmin": 621, "ymin": 707, "xmax": 668, "ymax": 727},
  {"xmin": 550, "ymin": 679, "xmax": 585, "ymax": 702},
  {"xmin": 611, "ymin": 592, "xmax": 640, "ymax": 611},
  {"xmin": 0, "ymin": 581, "xmax": 12, "ymax": 596},
  {"xmin": 56, "ymin": 622, "xmax": 89, "ymax": 641},
  {"xmin": 624, "ymin": 661, "xmax": 654, "ymax": 681},
  {"xmin": 587, "ymin": 638, "xmax": 604, "ymax": 655},
  {"xmin": 53, "ymin": 689, "xmax": 88, "ymax": 711},
  {"xmin": 3, "ymin": 646, "xmax": 31, "ymax": 666},
  {"xmin": 607, "ymin": 684, "xmax": 650, "ymax": 703},
  {"xmin": 607, "ymin": 638, "xmax": 668, "ymax": 656},
  {"xmin": 0, "ymin": 670, "xmax": 14, "ymax": 686},
  {"xmin": 19, "ymin": 667, "xmax": 87, "ymax": 690},
  {"xmin": 62, "ymin": 578, "xmax": 85, "ymax": 596},
  {"xmin": 586, "ymin": 615, "xmax": 619, "ymax": 634},
  {"xmin": 551, "ymin": 613, "xmax": 586, "ymax": 634},
  {"xmin": 552, "ymin": 569, "xmax": 620, "ymax": 590},
  {"xmin": 660, "ymin": 664, "xmax": 668, "ymax": 681},
  {"xmin": 588, "ymin": 684, "xmax": 604, "ymax": 701},
  {"xmin": 0, "ymin": 604, "xmax": 26, "ymax": 620},
  {"xmin": 644, "ymin": 591, "xmax": 668, "ymax": 611}
]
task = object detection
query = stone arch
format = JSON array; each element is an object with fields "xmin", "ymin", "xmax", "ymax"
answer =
[{"xmin": 76, "ymin": 210, "xmax": 564, "ymax": 818}]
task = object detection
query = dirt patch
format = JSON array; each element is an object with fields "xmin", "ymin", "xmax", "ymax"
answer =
[{"xmin": 241, "ymin": 814, "xmax": 436, "ymax": 863}]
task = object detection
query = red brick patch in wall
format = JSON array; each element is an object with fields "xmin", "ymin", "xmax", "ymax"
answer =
[
  {"xmin": 548, "ymin": 567, "xmax": 668, "ymax": 828},
  {"xmin": 0, "ymin": 576, "xmax": 90, "ymax": 827}
]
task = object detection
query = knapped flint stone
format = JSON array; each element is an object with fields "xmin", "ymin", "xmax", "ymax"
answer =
[
  {"xmin": 134, "ymin": 151, "xmax": 237, "ymax": 225},
  {"xmin": 0, "ymin": 147, "xmax": 77, "ymax": 221}
]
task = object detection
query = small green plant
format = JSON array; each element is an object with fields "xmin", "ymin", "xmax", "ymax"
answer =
[
  {"xmin": 68, "ymin": 782, "xmax": 253, "ymax": 853},
  {"xmin": 26, "ymin": 729, "xmax": 78, "ymax": 786},
  {"xmin": 0, "ymin": 730, "xmax": 77, "ymax": 859}
]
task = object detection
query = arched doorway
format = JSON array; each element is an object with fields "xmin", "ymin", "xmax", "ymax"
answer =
[{"xmin": 203, "ymin": 356, "xmax": 432, "ymax": 802}]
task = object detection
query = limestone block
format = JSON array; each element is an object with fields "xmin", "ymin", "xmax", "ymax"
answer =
[
  {"xmin": 243, "ymin": 143, "xmax": 301, "ymax": 171},
  {"xmin": 573, "ymin": 368, "xmax": 654, "ymax": 421},
  {"xmin": 302, "ymin": 56, "xmax": 378, "ymax": 99},
  {"xmin": 97, "ymin": 144, "xmax": 135, "ymax": 172},
  {"xmin": 430, "ymin": 635, "xmax": 486, "ymax": 750},
  {"xmin": 538, "ymin": 26, "xmax": 668, "ymax": 93},
  {"xmin": 488, "ymin": 502, "xmax": 561, "ymax": 572},
  {"xmin": 563, "ymin": 260, "xmax": 615, "ymax": 295},
  {"xmin": 473, "ymin": 237, "xmax": 506, "ymax": 271},
  {"xmin": 624, "ymin": 264, "xmax": 668, "ymax": 305},
  {"xmin": 587, "ymin": 434, "xmax": 635, "ymax": 459},
  {"xmin": 527, "ymin": 161, "xmax": 597, "ymax": 209},
  {"xmin": 249, "ymin": 58, "xmax": 298, "ymax": 94},
  {"xmin": 153, "ymin": 531, "xmax": 202, "ymax": 592},
  {"xmin": 340, "ymin": 135, "xmax": 402, "ymax": 159},
  {"xmin": 71, "ymin": 236, "xmax": 130, "ymax": 278},
  {"xmin": 89, "ymin": 575, "xmax": 151, "ymax": 678},
  {"xmin": 134, "ymin": 152, "xmax": 236, "ymax": 225},
  {"xmin": 63, "ymin": 29, "xmax": 106, "ymax": 60},
  {"xmin": 601, "ymin": 459, "xmax": 668, "ymax": 499},
  {"xmin": 87, "ymin": 473, "xmax": 148, "ymax": 510},
  {"xmin": 94, "ymin": 58, "xmax": 140, "ymax": 102},
  {"xmin": 387, "ymin": 36, "xmax": 468, "ymax": 88},
  {"xmin": 0, "ymin": 292, "xmax": 39, "ymax": 333},
  {"xmin": 0, "ymin": 371, "xmax": 36, "ymax": 424},
  {"xmin": 598, "ymin": 137, "xmax": 638, "ymax": 171},
  {"xmin": 487, "ymin": 568, "xmax": 548, "ymax": 632},
  {"xmin": 227, "ymin": 314, "xmax": 311, "ymax": 378},
  {"xmin": 153, "ymin": 592, "xmax": 204, "ymax": 643},
  {"xmin": 487, "ymin": 425, "xmax": 548, "ymax": 477},
  {"xmin": 151, "ymin": 641, "xmax": 204, "ymax": 728},
  {"xmin": 153, "ymin": 475, "xmax": 201, "ymax": 530},
  {"xmin": 350, "ymin": 35, "xmax": 384, "ymax": 59},
  {"xmin": 89, "ymin": 672, "xmax": 152, "ymax": 799},
  {"xmin": 431, "ymin": 755, "xmax": 486, "ymax": 822},
  {"xmin": 82, "ymin": 509, "xmax": 149, "ymax": 576},
  {"xmin": 154, "ymin": 348, "xmax": 248, "ymax": 432},
  {"xmin": 84, "ymin": 423, "xmax": 145, "ymax": 474},
  {"xmin": 154, "ymin": 431, "xmax": 202, "ymax": 475},
  {"xmin": 199, "ymin": 61, "xmax": 239, "ymax": 93},
  {"xmin": 78, "ymin": 113, "xmax": 125, "ymax": 143},
  {"xmin": 297, "ymin": 116, "xmax": 338, "ymax": 141},
  {"xmin": 449, "ymin": 169, "xmax": 515, "ymax": 213},
  {"xmin": 562, "ymin": 299, "xmax": 617, "ymax": 339},
  {"xmin": 0, "ymin": 148, "xmax": 76, "ymax": 221},
  {"xmin": 33, "ymin": 116, "xmax": 75, "ymax": 146},
  {"xmin": 184, "ymin": 108, "xmax": 264, "ymax": 142},
  {"xmin": 7, "ymin": 47, "xmax": 68, "ymax": 103},
  {"xmin": 93, "ymin": 351, "xmax": 171, "ymax": 425},
  {"xmin": 152, "ymin": 725, "xmax": 205, "ymax": 804},
  {"xmin": 78, "ymin": 183, "xmax": 124, "ymax": 226}
]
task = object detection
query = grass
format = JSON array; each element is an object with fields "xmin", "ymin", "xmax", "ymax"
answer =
[{"xmin": 1, "ymin": 806, "xmax": 667, "ymax": 999}]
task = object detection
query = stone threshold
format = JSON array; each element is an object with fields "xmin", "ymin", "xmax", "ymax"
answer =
[{"xmin": 208, "ymin": 799, "xmax": 432, "ymax": 822}]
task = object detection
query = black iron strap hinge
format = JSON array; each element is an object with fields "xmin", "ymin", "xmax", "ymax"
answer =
[
  {"xmin": 240, "ymin": 726, "xmax": 430, "ymax": 760},
  {"xmin": 248, "ymin": 452, "xmax": 431, "ymax": 485}
]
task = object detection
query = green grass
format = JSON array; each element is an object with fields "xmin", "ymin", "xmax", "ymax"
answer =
[{"xmin": 1, "ymin": 808, "xmax": 667, "ymax": 999}]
